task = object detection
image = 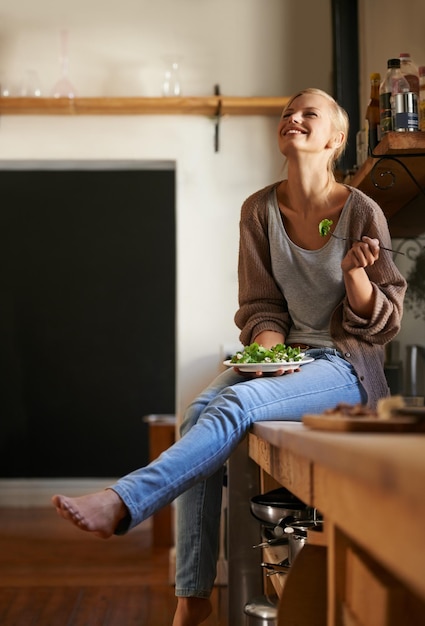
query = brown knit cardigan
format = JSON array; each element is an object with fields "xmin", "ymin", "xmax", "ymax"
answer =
[{"xmin": 234, "ymin": 182, "xmax": 407, "ymax": 409}]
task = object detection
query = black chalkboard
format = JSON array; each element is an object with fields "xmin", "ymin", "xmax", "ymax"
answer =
[{"xmin": 0, "ymin": 164, "xmax": 175, "ymax": 477}]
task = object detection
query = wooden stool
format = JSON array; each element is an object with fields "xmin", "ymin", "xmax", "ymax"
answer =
[{"xmin": 143, "ymin": 414, "xmax": 176, "ymax": 547}]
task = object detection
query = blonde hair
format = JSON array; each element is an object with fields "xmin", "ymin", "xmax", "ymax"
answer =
[{"xmin": 282, "ymin": 88, "xmax": 349, "ymax": 175}]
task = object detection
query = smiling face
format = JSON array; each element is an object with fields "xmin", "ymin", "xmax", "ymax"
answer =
[{"xmin": 277, "ymin": 89, "xmax": 348, "ymax": 170}]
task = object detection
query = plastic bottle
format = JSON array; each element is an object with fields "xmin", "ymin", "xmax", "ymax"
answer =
[
  {"xmin": 365, "ymin": 72, "xmax": 381, "ymax": 152},
  {"xmin": 399, "ymin": 52, "xmax": 420, "ymax": 97},
  {"xmin": 419, "ymin": 66, "xmax": 425, "ymax": 132},
  {"xmin": 379, "ymin": 58, "xmax": 411, "ymax": 135}
]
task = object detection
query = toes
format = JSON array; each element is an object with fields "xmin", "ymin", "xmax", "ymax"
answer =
[
  {"xmin": 64, "ymin": 504, "xmax": 85, "ymax": 525},
  {"xmin": 53, "ymin": 496, "xmax": 86, "ymax": 526}
]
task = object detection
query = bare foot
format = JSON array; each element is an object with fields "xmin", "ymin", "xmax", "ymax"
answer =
[
  {"xmin": 172, "ymin": 597, "xmax": 212, "ymax": 626},
  {"xmin": 51, "ymin": 489, "xmax": 128, "ymax": 538}
]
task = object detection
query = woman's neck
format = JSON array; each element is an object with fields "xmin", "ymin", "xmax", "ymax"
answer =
[{"xmin": 284, "ymin": 161, "xmax": 336, "ymax": 217}]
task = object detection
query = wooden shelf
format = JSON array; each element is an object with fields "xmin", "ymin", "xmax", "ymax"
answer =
[
  {"xmin": 350, "ymin": 131, "xmax": 425, "ymax": 238},
  {"xmin": 5, "ymin": 98, "xmax": 422, "ymax": 237},
  {"xmin": 0, "ymin": 96, "xmax": 289, "ymax": 116}
]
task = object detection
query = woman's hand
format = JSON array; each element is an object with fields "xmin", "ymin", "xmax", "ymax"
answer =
[
  {"xmin": 233, "ymin": 366, "xmax": 301, "ymax": 378},
  {"xmin": 252, "ymin": 330, "xmax": 285, "ymax": 349},
  {"xmin": 341, "ymin": 236, "xmax": 380, "ymax": 273},
  {"xmin": 341, "ymin": 236, "xmax": 379, "ymax": 318}
]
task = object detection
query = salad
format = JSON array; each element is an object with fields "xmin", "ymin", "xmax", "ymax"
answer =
[
  {"xmin": 318, "ymin": 218, "xmax": 333, "ymax": 237},
  {"xmin": 230, "ymin": 342, "xmax": 303, "ymax": 364}
]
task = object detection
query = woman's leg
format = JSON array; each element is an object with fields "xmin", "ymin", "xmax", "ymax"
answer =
[
  {"xmin": 172, "ymin": 469, "xmax": 224, "ymax": 625},
  {"xmin": 52, "ymin": 351, "xmax": 366, "ymax": 626},
  {"xmin": 174, "ymin": 468, "xmax": 225, "ymax": 597},
  {"xmin": 174, "ymin": 350, "xmax": 366, "ymax": 601},
  {"xmin": 53, "ymin": 351, "xmax": 365, "ymax": 539},
  {"xmin": 175, "ymin": 372, "xmax": 238, "ymax": 599},
  {"xmin": 52, "ymin": 368, "xmax": 239, "ymax": 539}
]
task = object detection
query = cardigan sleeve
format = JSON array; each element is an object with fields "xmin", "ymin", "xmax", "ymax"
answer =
[
  {"xmin": 337, "ymin": 187, "xmax": 407, "ymax": 345},
  {"xmin": 234, "ymin": 184, "xmax": 291, "ymax": 345}
]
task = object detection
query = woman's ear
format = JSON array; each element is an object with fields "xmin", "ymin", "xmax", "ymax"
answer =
[{"xmin": 327, "ymin": 131, "xmax": 344, "ymax": 150}]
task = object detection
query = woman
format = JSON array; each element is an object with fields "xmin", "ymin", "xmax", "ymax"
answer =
[{"xmin": 52, "ymin": 88, "xmax": 406, "ymax": 626}]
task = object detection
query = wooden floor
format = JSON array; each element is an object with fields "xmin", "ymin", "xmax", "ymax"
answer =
[{"xmin": 0, "ymin": 508, "xmax": 228, "ymax": 626}]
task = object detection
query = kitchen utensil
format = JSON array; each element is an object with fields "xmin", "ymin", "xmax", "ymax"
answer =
[
  {"xmin": 252, "ymin": 535, "xmax": 288, "ymax": 549},
  {"xmin": 250, "ymin": 487, "xmax": 312, "ymax": 527},
  {"xmin": 261, "ymin": 559, "xmax": 290, "ymax": 576},
  {"xmin": 244, "ymin": 594, "xmax": 278, "ymax": 626},
  {"xmin": 284, "ymin": 518, "xmax": 324, "ymax": 564},
  {"xmin": 328, "ymin": 231, "xmax": 404, "ymax": 254},
  {"xmin": 223, "ymin": 356, "xmax": 313, "ymax": 373},
  {"xmin": 405, "ymin": 345, "xmax": 425, "ymax": 397}
]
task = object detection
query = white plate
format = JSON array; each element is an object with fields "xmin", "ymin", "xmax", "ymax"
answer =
[{"xmin": 223, "ymin": 356, "xmax": 314, "ymax": 373}]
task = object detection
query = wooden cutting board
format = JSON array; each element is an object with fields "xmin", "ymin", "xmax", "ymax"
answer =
[{"xmin": 302, "ymin": 412, "xmax": 425, "ymax": 433}]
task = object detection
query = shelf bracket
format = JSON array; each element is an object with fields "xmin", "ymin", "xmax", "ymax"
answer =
[
  {"xmin": 213, "ymin": 84, "xmax": 222, "ymax": 153},
  {"xmin": 369, "ymin": 151, "xmax": 425, "ymax": 197}
]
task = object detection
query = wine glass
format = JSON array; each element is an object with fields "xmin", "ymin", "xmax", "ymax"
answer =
[
  {"xmin": 161, "ymin": 57, "xmax": 182, "ymax": 96},
  {"xmin": 51, "ymin": 29, "xmax": 77, "ymax": 98},
  {"xmin": 0, "ymin": 73, "xmax": 13, "ymax": 97},
  {"xmin": 19, "ymin": 70, "xmax": 43, "ymax": 97}
]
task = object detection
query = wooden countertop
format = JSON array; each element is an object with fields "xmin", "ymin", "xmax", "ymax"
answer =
[
  {"xmin": 249, "ymin": 421, "xmax": 425, "ymax": 600},
  {"xmin": 250, "ymin": 421, "xmax": 425, "ymax": 507}
]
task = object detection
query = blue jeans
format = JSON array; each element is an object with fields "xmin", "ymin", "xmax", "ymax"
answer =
[{"xmin": 111, "ymin": 349, "xmax": 366, "ymax": 597}]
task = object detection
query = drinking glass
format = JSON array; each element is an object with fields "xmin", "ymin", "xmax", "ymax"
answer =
[
  {"xmin": 161, "ymin": 57, "xmax": 181, "ymax": 96},
  {"xmin": 51, "ymin": 29, "xmax": 77, "ymax": 98},
  {"xmin": 19, "ymin": 70, "xmax": 43, "ymax": 97},
  {"xmin": 0, "ymin": 72, "xmax": 14, "ymax": 96}
]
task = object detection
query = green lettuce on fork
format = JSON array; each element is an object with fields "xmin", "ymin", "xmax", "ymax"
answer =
[
  {"xmin": 318, "ymin": 217, "xmax": 403, "ymax": 255},
  {"xmin": 318, "ymin": 218, "xmax": 334, "ymax": 237}
]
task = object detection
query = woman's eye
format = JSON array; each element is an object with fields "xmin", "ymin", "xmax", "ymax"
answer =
[{"xmin": 281, "ymin": 110, "xmax": 318, "ymax": 119}]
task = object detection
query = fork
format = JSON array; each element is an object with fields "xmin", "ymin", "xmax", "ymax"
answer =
[{"xmin": 329, "ymin": 232, "xmax": 405, "ymax": 255}]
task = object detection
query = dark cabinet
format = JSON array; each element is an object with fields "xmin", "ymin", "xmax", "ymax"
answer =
[{"xmin": 0, "ymin": 165, "xmax": 176, "ymax": 477}]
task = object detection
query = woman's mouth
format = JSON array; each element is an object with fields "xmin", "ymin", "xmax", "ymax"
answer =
[{"xmin": 284, "ymin": 127, "xmax": 306, "ymax": 136}]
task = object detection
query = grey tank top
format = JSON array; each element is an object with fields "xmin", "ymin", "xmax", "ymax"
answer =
[{"xmin": 268, "ymin": 189, "xmax": 353, "ymax": 348}]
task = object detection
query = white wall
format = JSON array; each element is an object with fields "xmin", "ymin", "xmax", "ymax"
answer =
[
  {"xmin": 0, "ymin": 0, "xmax": 333, "ymax": 416},
  {"xmin": 0, "ymin": 0, "xmax": 333, "ymax": 99},
  {"xmin": 3, "ymin": 1, "xmax": 421, "ymax": 415}
]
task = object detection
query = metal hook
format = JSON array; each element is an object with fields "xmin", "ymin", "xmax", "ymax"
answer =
[{"xmin": 214, "ymin": 84, "xmax": 222, "ymax": 153}]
